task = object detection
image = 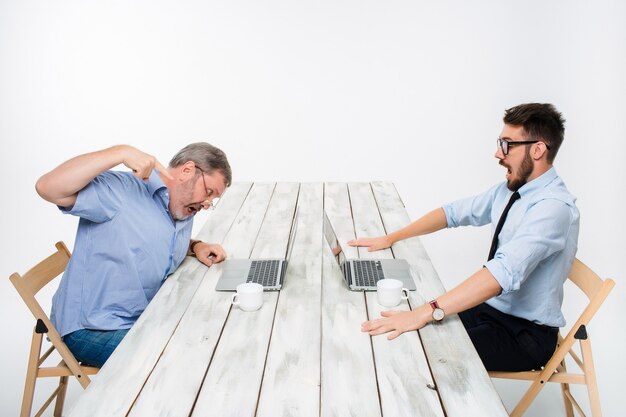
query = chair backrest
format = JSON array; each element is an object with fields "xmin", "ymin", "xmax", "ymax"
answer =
[
  {"xmin": 12, "ymin": 241, "xmax": 70, "ymax": 295},
  {"xmin": 10, "ymin": 241, "xmax": 91, "ymax": 388},
  {"xmin": 563, "ymin": 258, "xmax": 615, "ymax": 343},
  {"xmin": 10, "ymin": 242, "xmax": 71, "ymax": 328},
  {"xmin": 568, "ymin": 258, "xmax": 606, "ymax": 300}
]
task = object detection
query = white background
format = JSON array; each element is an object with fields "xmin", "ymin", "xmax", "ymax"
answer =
[{"xmin": 1, "ymin": 1, "xmax": 624, "ymax": 416}]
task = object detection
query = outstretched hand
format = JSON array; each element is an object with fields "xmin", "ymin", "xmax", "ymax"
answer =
[
  {"xmin": 348, "ymin": 236, "xmax": 392, "ymax": 252},
  {"xmin": 361, "ymin": 308, "xmax": 427, "ymax": 340}
]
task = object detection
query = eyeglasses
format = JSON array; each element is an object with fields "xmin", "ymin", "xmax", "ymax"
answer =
[
  {"xmin": 195, "ymin": 166, "xmax": 218, "ymax": 209},
  {"xmin": 496, "ymin": 138, "xmax": 550, "ymax": 155}
]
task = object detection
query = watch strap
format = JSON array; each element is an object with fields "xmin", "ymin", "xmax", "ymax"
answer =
[
  {"xmin": 429, "ymin": 299, "xmax": 445, "ymax": 321},
  {"xmin": 189, "ymin": 240, "xmax": 201, "ymax": 256}
]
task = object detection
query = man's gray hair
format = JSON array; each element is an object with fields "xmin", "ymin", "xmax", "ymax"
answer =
[{"xmin": 169, "ymin": 142, "xmax": 232, "ymax": 186}]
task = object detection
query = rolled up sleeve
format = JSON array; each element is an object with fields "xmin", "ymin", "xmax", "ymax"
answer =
[
  {"xmin": 486, "ymin": 198, "xmax": 574, "ymax": 293},
  {"xmin": 444, "ymin": 184, "xmax": 499, "ymax": 228}
]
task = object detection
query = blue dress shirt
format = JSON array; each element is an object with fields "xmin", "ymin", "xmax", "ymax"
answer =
[
  {"xmin": 443, "ymin": 168, "xmax": 579, "ymax": 327},
  {"xmin": 51, "ymin": 171, "xmax": 194, "ymax": 337}
]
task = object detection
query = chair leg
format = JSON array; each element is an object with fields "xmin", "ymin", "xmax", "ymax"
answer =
[
  {"xmin": 559, "ymin": 358, "xmax": 575, "ymax": 417},
  {"xmin": 509, "ymin": 359, "xmax": 564, "ymax": 417},
  {"xmin": 510, "ymin": 388, "xmax": 540, "ymax": 417},
  {"xmin": 20, "ymin": 330, "xmax": 43, "ymax": 417},
  {"xmin": 53, "ymin": 376, "xmax": 69, "ymax": 417},
  {"xmin": 580, "ymin": 339, "xmax": 602, "ymax": 417}
]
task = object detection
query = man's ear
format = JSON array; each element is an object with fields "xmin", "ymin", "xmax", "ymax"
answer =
[
  {"xmin": 533, "ymin": 142, "xmax": 549, "ymax": 160},
  {"xmin": 179, "ymin": 161, "xmax": 197, "ymax": 180}
]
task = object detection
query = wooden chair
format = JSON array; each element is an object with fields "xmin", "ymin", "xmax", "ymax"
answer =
[
  {"xmin": 10, "ymin": 241, "xmax": 99, "ymax": 417},
  {"xmin": 489, "ymin": 258, "xmax": 615, "ymax": 417}
]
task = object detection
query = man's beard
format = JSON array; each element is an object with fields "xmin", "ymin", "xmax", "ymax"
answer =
[
  {"xmin": 506, "ymin": 147, "xmax": 534, "ymax": 191},
  {"xmin": 171, "ymin": 178, "xmax": 198, "ymax": 221}
]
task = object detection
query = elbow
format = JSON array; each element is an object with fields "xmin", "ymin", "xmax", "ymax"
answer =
[
  {"xmin": 483, "ymin": 263, "xmax": 509, "ymax": 295},
  {"xmin": 490, "ymin": 280, "xmax": 504, "ymax": 298},
  {"xmin": 35, "ymin": 175, "xmax": 51, "ymax": 201},
  {"xmin": 35, "ymin": 174, "xmax": 74, "ymax": 207}
]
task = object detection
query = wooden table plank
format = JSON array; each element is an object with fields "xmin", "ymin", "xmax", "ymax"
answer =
[
  {"xmin": 125, "ymin": 262, "xmax": 232, "ymax": 417},
  {"xmin": 370, "ymin": 181, "xmax": 508, "ymax": 417},
  {"xmin": 126, "ymin": 182, "xmax": 277, "ymax": 417},
  {"xmin": 67, "ymin": 182, "xmax": 254, "ymax": 417},
  {"xmin": 191, "ymin": 182, "xmax": 299, "ymax": 417},
  {"xmin": 255, "ymin": 183, "xmax": 324, "ymax": 417},
  {"xmin": 348, "ymin": 182, "xmax": 445, "ymax": 417},
  {"xmin": 195, "ymin": 182, "xmax": 254, "ymax": 242},
  {"xmin": 219, "ymin": 182, "xmax": 278, "ymax": 258},
  {"xmin": 321, "ymin": 183, "xmax": 382, "ymax": 417}
]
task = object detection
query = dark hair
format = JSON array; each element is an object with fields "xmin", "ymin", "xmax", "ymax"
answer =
[
  {"xmin": 503, "ymin": 103, "xmax": 566, "ymax": 163},
  {"xmin": 169, "ymin": 142, "xmax": 232, "ymax": 186}
]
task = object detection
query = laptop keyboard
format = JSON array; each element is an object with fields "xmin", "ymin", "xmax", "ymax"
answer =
[
  {"xmin": 353, "ymin": 260, "xmax": 385, "ymax": 287},
  {"xmin": 247, "ymin": 260, "xmax": 280, "ymax": 287}
]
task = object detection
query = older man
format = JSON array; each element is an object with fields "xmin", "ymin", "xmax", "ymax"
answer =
[{"xmin": 36, "ymin": 143, "xmax": 231, "ymax": 367}]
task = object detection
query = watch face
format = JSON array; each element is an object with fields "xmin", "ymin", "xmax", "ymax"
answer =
[{"xmin": 433, "ymin": 308, "xmax": 445, "ymax": 321}]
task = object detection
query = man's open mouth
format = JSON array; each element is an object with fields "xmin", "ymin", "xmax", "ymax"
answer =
[
  {"xmin": 500, "ymin": 161, "xmax": 511, "ymax": 175},
  {"xmin": 186, "ymin": 205, "xmax": 201, "ymax": 215}
]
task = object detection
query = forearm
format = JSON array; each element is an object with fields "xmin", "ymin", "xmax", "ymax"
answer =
[
  {"xmin": 404, "ymin": 267, "xmax": 502, "ymax": 332},
  {"xmin": 434, "ymin": 267, "xmax": 502, "ymax": 316},
  {"xmin": 387, "ymin": 208, "xmax": 448, "ymax": 244},
  {"xmin": 36, "ymin": 146, "xmax": 130, "ymax": 207}
]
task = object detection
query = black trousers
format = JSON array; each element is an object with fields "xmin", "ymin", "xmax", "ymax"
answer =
[{"xmin": 458, "ymin": 303, "xmax": 559, "ymax": 372}]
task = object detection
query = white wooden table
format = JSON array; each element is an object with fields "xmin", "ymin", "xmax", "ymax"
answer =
[{"xmin": 67, "ymin": 182, "xmax": 508, "ymax": 417}]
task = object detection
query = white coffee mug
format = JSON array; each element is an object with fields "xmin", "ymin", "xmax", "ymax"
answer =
[
  {"xmin": 376, "ymin": 278, "xmax": 409, "ymax": 307},
  {"xmin": 231, "ymin": 282, "xmax": 263, "ymax": 312}
]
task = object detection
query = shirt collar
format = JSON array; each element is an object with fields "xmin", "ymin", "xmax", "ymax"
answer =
[
  {"xmin": 145, "ymin": 170, "xmax": 168, "ymax": 196},
  {"xmin": 517, "ymin": 166, "xmax": 558, "ymax": 197},
  {"xmin": 144, "ymin": 170, "xmax": 194, "ymax": 227}
]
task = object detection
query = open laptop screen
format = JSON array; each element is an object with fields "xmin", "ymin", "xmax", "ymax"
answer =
[{"xmin": 323, "ymin": 212, "xmax": 347, "ymax": 266}]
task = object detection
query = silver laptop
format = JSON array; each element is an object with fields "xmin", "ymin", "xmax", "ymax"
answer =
[
  {"xmin": 323, "ymin": 212, "xmax": 416, "ymax": 291},
  {"xmin": 215, "ymin": 210, "xmax": 298, "ymax": 291}
]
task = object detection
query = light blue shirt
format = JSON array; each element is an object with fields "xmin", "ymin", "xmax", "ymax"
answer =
[
  {"xmin": 443, "ymin": 168, "xmax": 579, "ymax": 327},
  {"xmin": 51, "ymin": 171, "xmax": 194, "ymax": 337}
]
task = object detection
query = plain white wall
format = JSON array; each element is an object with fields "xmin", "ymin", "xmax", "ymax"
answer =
[{"xmin": 1, "ymin": 1, "xmax": 624, "ymax": 415}]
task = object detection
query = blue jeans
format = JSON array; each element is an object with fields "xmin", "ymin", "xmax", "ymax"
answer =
[{"xmin": 63, "ymin": 329, "xmax": 129, "ymax": 368}]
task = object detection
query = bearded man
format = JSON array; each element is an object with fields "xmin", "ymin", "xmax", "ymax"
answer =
[{"xmin": 351, "ymin": 103, "xmax": 578, "ymax": 372}]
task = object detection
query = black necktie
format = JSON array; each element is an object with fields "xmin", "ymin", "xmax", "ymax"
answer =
[{"xmin": 488, "ymin": 191, "xmax": 520, "ymax": 261}]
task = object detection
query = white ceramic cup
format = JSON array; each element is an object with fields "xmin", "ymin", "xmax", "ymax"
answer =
[
  {"xmin": 376, "ymin": 278, "xmax": 409, "ymax": 307},
  {"xmin": 231, "ymin": 282, "xmax": 263, "ymax": 312}
]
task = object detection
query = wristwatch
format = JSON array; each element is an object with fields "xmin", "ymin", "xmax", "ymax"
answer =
[
  {"xmin": 429, "ymin": 300, "xmax": 445, "ymax": 322},
  {"xmin": 189, "ymin": 240, "xmax": 201, "ymax": 256}
]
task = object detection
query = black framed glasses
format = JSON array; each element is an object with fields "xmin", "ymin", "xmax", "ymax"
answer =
[
  {"xmin": 195, "ymin": 166, "xmax": 218, "ymax": 209},
  {"xmin": 496, "ymin": 138, "xmax": 550, "ymax": 155}
]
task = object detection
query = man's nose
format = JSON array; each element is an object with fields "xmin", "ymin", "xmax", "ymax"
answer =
[
  {"xmin": 200, "ymin": 199, "xmax": 213, "ymax": 210},
  {"xmin": 495, "ymin": 147, "xmax": 505, "ymax": 160}
]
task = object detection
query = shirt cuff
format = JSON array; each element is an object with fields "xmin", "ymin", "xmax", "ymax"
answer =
[
  {"xmin": 485, "ymin": 259, "xmax": 517, "ymax": 293},
  {"xmin": 442, "ymin": 204, "xmax": 457, "ymax": 228}
]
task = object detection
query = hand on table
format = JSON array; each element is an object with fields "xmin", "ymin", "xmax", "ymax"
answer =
[
  {"xmin": 361, "ymin": 307, "xmax": 429, "ymax": 340},
  {"xmin": 193, "ymin": 242, "xmax": 227, "ymax": 267},
  {"xmin": 348, "ymin": 235, "xmax": 392, "ymax": 252}
]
